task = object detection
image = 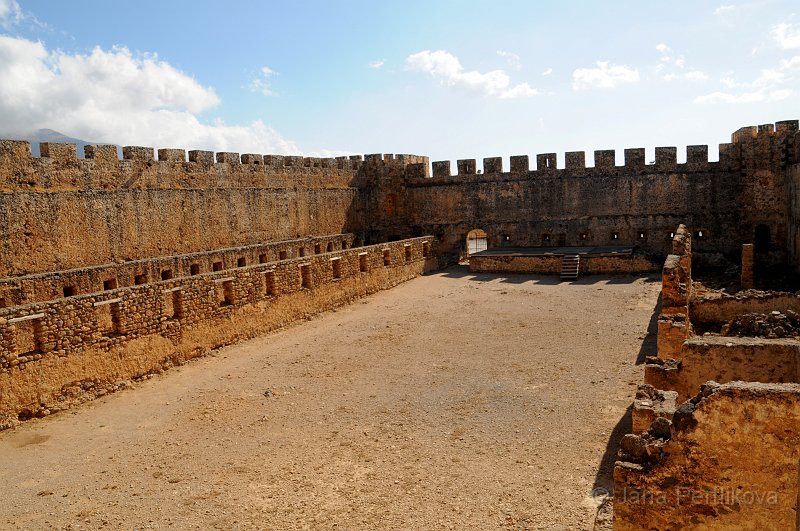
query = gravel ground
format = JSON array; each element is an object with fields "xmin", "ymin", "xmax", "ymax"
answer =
[{"xmin": 0, "ymin": 267, "xmax": 661, "ymax": 530}]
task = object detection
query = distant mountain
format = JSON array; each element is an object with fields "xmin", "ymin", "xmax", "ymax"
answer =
[{"xmin": 3, "ymin": 129, "xmax": 122, "ymax": 158}]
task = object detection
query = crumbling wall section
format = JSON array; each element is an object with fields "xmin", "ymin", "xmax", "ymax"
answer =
[{"xmin": 615, "ymin": 381, "xmax": 800, "ymax": 530}]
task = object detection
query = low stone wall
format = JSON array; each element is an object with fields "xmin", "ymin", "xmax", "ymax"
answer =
[
  {"xmin": 691, "ymin": 291, "xmax": 800, "ymax": 327},
  {"xmin": 0, "ymin": 234, "xmax": 356, "ymax": 307},
  {"xmin": 467, "ymin": 254, "xmax": 657, "ymax": 275},
  {"xmin": 645, "ymin": 336, "xmax": 800, "ymax": 401},
  {"xmin": 0, "ymin": 236, "xmax": 437, "ymax": 428},
  {"xmin": 615, "ymin": 381, "xmax": 800, "ymax": 530}
]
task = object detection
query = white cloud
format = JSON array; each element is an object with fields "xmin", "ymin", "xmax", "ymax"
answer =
[
  {"xmin": 773, "ymin": 22, "xmax": 800, "ymax": 49},
  {"xmin": 782, "ymin": 56, "xmax": 800, "ymax": 69},
  {"xmin": 246, "ymin": 66, "xmax": 276, "ymax": 96},
  {"xmin": 499, "ymin": 82, "xmax": 538, "ymax": 99},
  {"xmin": 685, "ymin": 70, "xmax": 709, "ymax": 81},
  {"xmin": 406, "ymin": 49, "xmax": 539, "ymax": 99},
  {"xmin": 656, "ymin": 43, "xmax": 671, "ymax": 61},
  {"xmin": 693, "ymin": 91, "xmax": 764, "ymax": 104},
  {"xmin": 496, "ymin": 50, "xmax": 521, "ymax": 70},
  {"xmin": 572, "ymin": 61, "xmax": 639, "ymax": 90},
  {"xmin": 0, "ymin": 36, "xmax": 299, "ymax": 154},
  {"xmin": 542, "ymin": 67, "xmax": 552, "ymax": 76},
  {"xmin": 714, "ymin": 5, "xmax": 735, "ymax": 15},
  {"xmin": 694, "ymin": 58, "xmax": 798, "ymax": 104},
  {"xmin": 0, "ymin": 0, "xmax": 22, "ymax": 27},
  {"xmin": 369, "ymin": 59, "xmax": 385, "ymax": 69}
]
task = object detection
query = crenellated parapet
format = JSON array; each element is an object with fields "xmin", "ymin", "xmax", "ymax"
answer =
[
  {"xmin": 419, "ymin": 119, "xmax": 798, "ymax": 181},
  {"xmin": 0, "ymin": 140, "xmax": 429, "ymax": 191}
]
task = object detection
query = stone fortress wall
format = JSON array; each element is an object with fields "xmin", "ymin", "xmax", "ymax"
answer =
[
  {"xmin": 367, "ymin": 120, "xmax": 800, "ymax": 270},
  {"xmin": 2, "ymin": 118, "xmax": 800, "ymax": 527}
]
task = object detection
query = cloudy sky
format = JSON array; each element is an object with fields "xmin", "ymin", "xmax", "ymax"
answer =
[{"xmin": 0, "ymin": 0, "xmax": 798, "ymax": 163}]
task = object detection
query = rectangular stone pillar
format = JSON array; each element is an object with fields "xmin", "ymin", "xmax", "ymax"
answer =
[{"xmin": 741, "ymin": 243, "xmax": 754, "ymax": 289}]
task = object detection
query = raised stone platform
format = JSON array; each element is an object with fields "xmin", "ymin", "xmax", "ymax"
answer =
[{"xmin": 468, "ymin": 245, "xmax": 656, "ymax": 275}]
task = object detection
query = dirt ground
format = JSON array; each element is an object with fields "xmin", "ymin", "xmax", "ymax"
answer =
[{"xmin": 0, "ymin": 267, "xmax": 661, "ymax": 530}]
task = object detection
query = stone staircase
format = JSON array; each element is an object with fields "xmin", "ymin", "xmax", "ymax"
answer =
[{"xmin": 560, "ymin": 254, "xmax": 580, "ymax": 280}]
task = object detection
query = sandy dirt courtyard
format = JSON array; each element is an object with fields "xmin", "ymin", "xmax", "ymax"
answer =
[{"xmin": 0, "ymin": 267, "xmax": 661, "ymax": 530}]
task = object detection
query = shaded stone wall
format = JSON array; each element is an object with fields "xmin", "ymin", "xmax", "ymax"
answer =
[
  {"xmin": 367, "ymin": 120, "xmax": 800, "ymax": 268},
  {"xmin": 789, "ymin": 163, "xmax": 800, "ymax": 272}
]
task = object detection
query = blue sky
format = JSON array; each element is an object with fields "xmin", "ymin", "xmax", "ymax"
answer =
[{"xmin": 0, "ymin": 0, "xmax": 798, "ymax": 165}]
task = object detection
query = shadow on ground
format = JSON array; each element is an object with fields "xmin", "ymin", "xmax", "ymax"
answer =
[
  {"xmin": 592, "ymin": 403, "xmax": 633, "ymax": 496},
  {"xmin": 636, "ymin": 293, "xmax": 662, "ymax": 365},
  {"xmin": 437, "ymin": 264, "xmax": 660, "ymax": 288}
]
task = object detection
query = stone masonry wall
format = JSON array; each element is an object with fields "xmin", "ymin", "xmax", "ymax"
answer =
[
  {"xmin": 467, "ymin": 254, "xmax": 658, "ymax": 275},
  {"xmin": 0, "ymin": 236, "xmax": 437, "ymax": 428},
  {"xmin": 0, "ymin": 140, "xmax": 429, "ymax": 276},
  {"xmin": 615, "ymin": 382, "xmax": 800, "ymax": 530},
  {"xmin": 0, "ymin": 233, "xmax": 356, "ymax": 307},
  {"xmin": 367, "ymin": 120, "xmax": 799, "ymax": 268},
  {"xmin": 789, "ymin": 163, "xmax": 800, "ymax": 272}
]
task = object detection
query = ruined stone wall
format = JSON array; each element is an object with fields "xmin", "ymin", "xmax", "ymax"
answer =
[
  {"xmin": 615, "ymin": 382, "xmax": 800, "ymax": 530},
  {"xmin": 0, "ymin": 236, "xmax": 437, "ymax": 427},
  {"xmin": 646, "ymin": 336, "xmax": 800, "ymax": 402},
  {"xmin": 691, "ymin": 291, "xmax": 800, "ymax": 327}
]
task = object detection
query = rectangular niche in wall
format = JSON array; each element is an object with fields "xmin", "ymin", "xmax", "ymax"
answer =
[
  {"xmin": 161, "ymin": 269, "xmax": 174, "ymax": 281},
  {"xmin": 213, "ymin": 261, "xmax": 223, "ymax": 272},
  {"xmin": 103, "ymin": 278, "xmax": 118, "ymax": 291},
  {"xmin": 383, "ymin": 249, "xmax": 391, "ymax": 266},
  {"xmin": 11, "ymin": 315, "xmax": 44, "ymax": 356},
  {"xmin": 134, "ymin": 274, "xmax": 147, "ymax": 285},
  {"xmin": 404, "ymin": 244, "xmax": 412, "ymax": 262},
  {"xmin": 94, "ymin": 299, "xmax": 122, "ymax": 337},
  {"xmin": 359, "ymin": 253, "xmax": 368, "ymax": 273},
  {"xmin": 190, "ymin": 264, "xmax": 201, "ymax": 275},
  {"xmin": 216, "ymin": 278, "xmax": 234, "ymax": 307},
  {"xmin": 259, "ymin": 254, "xmax": 268, "ymax": 264},
  {"xmin": 422, "ymin": 241, "xmax": 430, "ymax": 258},
  {"xmin": 163, "ymin": 288, "xmax": 182, "ymax": 320},
  {"xmin": 299, "ymin": 264, "xmax": 312, "ymax": 289},
  {"xmin": 279, "ymin": 250, "xmax": 288, "ymax": 260},
  {"xmin": 264, "ymin": 271, "xmax": 276, "ymax": 297},
  {"xmin": 331, "ymin": 257, "xmax": 342, "ymax": 279}
]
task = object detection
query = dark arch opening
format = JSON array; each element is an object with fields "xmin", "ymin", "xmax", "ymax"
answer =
[{"xmin": 754, "ymin": 224, "xmax": 770, "ymax": 254}]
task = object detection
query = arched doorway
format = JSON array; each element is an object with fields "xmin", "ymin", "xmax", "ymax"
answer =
[
  {"xmin": 466, "ymin": 229, "xmax": 488, "ymax": 257},
  {"xmin": 754, "ymin": 224, "xmax": 770, "ymax": 254}
]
